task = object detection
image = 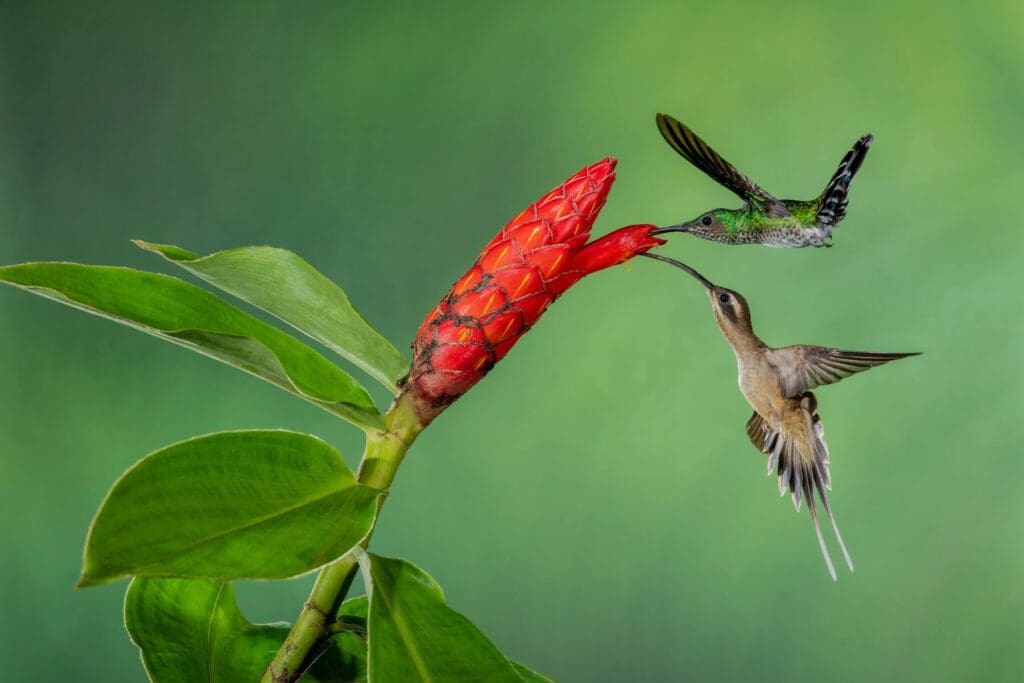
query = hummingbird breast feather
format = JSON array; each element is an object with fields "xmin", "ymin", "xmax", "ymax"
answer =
[
  {"xmin": 745, "ymin": 393, "xmax": 853, "ymax": 580},
  {"xmin": 760, "ymin": 224, "xmax": 831, "ymax": 248},
  {"xmin": 690, "ymin": 221, "xmax": 829, "ymax": 248}
]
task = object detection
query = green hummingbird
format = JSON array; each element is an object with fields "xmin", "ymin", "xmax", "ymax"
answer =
[{"xmin": 653, "ymin": 113, "xmax": 873, "ymax": 248}]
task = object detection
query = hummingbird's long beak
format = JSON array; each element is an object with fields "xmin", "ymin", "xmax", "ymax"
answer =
[
  {"xmin": 638, "ymin": 253, "xmax": 715, "ymax": 290},
  {"xmin": 650, "ymin": 222, "xmax": 694, "ymax": 236}
]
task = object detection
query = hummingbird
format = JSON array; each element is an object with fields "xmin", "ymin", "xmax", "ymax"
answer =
[
  {"xmin": 642, "ymin": 253, "xmax": 918, "ymax": 579},
  {"xmin": 653, "ymin": 113, "xmax": 873, "ymax": 248}
]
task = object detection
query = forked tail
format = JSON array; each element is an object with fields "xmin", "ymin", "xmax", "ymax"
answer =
[
  {"xmin": 746, "ymin": 392, "xmax": 853, "ymax": 580},
  {"xmin": 815, "ymin": 134, "xmax": 873, "ymax": 227}
]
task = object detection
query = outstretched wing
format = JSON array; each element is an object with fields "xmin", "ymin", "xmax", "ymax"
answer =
[
  {"xmin": 768, "ymin": 346, "xmax": 919, "ymax": 398},
  {"xmin": 656, "ymin": 113, "xmax": 791, "ymax": 218}
]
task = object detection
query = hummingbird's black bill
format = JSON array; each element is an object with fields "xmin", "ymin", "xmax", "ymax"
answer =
[
  {"xmin": 639, "ymin": 253, "xmax": 715, "ymax": 290},
  {"xmin": 650, "ymin": 223, "xmax": 692, "ymax": 236}
]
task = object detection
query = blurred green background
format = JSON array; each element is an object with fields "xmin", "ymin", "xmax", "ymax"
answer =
[{"xmin": 2, "ymin": 1, "xmax": 1022, "ymax": 681}]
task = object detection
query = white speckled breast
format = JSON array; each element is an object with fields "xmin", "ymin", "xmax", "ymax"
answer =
[{"xmin": 689, "ymin": 222, "xmax": 833, "ymax": 248}]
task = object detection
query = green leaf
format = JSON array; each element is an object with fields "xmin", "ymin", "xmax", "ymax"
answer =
[
  {"xmin": 0, "ymin": 263, "xmax": 383, "ymax": 430},
  {"xmin": 358, "ymin": 552, "xmax": 528, "ymax": 683},
  {"xmin": 303, "ymin": 633, "xmax": 369, "ymax": 683},
  {"xmin": 125, "ymin": 577, "xmax": 366, "ymax": 682},
  {"xmin": 510, "ymin": 662, "xmax": 555, "ymax": 683},
  {"xmin": 330, "ymin": 596, "xmax": 369, "ymax": 639},
  {"xmin": 339, "ymin": 596, "xmax": 369, "ymax": 620},
  {"xmin": 80, "ymin": 430, "xmax": 380, "ymax": 586},
  {"xmin": 300, "ymin": 596, "xmax": 371, "ymax": 682},
  {"xmin": 136, "ymin": 242, "xmax": 410, "ymax": 391}
]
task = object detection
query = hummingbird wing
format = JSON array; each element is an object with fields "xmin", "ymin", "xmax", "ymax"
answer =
[
  {"xmin": 656, "ymin": 113, "xmax": 792, "ymax": 218},
  {"xmin": 769, "ymin": 346, "xmax": 920, "ymax": 398}
]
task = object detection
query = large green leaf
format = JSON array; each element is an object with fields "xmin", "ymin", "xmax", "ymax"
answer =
[
  {"xmin": 136, "ymin": 242, "xmax": 409, "ymax": 391},
  {"xmin": 358, "ymin": 552, "xmax": 537, "ymax": 683},
  {"xmin": 126, "ymin": 577, "xmax": 366, "ymax": 682},
  {"xmin": 510, "ymin": 663, "xmax": 555, "ymax": 683},
  {"xmin": 80, "ymin": 430, "xmax": 380, "ymax": 586},
  {"xmin": 0, "ymin": 263, "xmax": 383, "ymax": 430}
]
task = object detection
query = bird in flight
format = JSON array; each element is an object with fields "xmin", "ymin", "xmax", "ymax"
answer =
[
  {"xmin": 654, "ymin": 113, "xmax": 873, "ymax": 248},
  {"xmin": 642, "ymin": 252, "xmax": 918, "ymax": 578}
]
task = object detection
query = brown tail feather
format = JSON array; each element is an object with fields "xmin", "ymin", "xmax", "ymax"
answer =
[{"xmin": 745, "ymin": 392, "xmax": 853, "ymax": 580}]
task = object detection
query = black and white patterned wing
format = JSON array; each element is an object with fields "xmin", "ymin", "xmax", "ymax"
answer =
[{"xmin": 656, "ymin": 113, "xmax": 791, "ymax": 218}]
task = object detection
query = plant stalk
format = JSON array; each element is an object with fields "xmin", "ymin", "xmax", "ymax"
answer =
[{"xmin": 261, "ymin": 392, "xmax": 423, "ymax": 682}]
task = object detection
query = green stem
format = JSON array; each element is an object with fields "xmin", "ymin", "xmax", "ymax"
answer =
[{"xmin": 261, "ymin": 392, "xmax": 423, "ymax": 683}]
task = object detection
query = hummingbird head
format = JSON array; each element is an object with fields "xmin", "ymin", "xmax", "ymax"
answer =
[
  {"xmin": 708, "ymin": 286, "xmax": 753, "ymax": 339},
  {"xmin": 640, "ymin": 253, "xmax": 754, "ymax": 338},
  {"xmin": 652, "ymin": 209, "xmax": 732, "ymax": 241}
]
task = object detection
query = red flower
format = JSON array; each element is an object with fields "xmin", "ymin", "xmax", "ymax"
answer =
[{"xmin": 402, "ymin": 158, "xmax": 664, "ymax": 423}]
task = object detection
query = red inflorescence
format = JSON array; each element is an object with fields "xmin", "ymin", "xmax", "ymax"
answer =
[{"xmin": 403, "ymin": 158, "xmax": 664, "ymax": 423}]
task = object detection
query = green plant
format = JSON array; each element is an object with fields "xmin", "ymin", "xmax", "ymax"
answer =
[{"xmin": 0, "ymin": 158, "xmax": 661, "ymax": 681}]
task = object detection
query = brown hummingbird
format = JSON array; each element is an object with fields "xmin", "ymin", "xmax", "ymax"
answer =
[{"xmin": 642, "ymin": 253, "xmax": 919, "ymax": 579}]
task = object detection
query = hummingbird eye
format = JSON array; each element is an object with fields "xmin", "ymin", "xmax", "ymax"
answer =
[
  {"xmin": 718, "ymin": 292, "xmax": 731, "ymax": 304},
  {"xmin": 701, "ymin": 215, "xmax": 713, "ymax": 226}
]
